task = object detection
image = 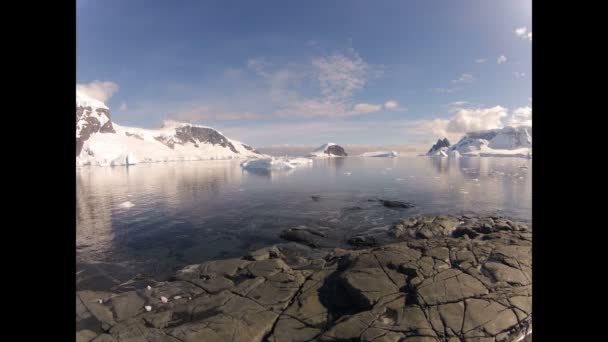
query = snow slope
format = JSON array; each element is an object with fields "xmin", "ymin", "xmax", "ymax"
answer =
[
  {"xmin": 306, "ymin": 143, "xmax": 348, "ymax": 158},
  {"xmin": 76, "ymin": 92, "xmax": 265, "ymax": 167}
]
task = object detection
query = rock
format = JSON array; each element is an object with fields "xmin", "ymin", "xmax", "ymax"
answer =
[
  {"xmin": 75, "ymin": 214, "xmax": 531, "ymax": 342},
  {"xmin": 76, "ymin": 329, "xmax": 98, "ymax": 342},
  {"xmin": 142, "ymin": 311, "xmax": 173, "ymax": 329},
  {"xmin": 109, "ymin": 291, "xmax": 145, "ymax": 321},
  {"xmin": 90, "ymin": 334, "xmax": 117, "ymax": 342},
  {"xmin": 390, "ymin": 215, "xmax": 461, "ymax": 239},
  {"xmin": 427, "ymin": 138, "xmax": 451, "ymax": 155},
  {"xmin": 347, "ymin": 235, "xmax": 377, "ymax": 247},
  {"xmin": 244, "ymin": 246, "xmax": 284, "ymax": 261},
  {"xmin": 379, "ymin": 199, "xmax": 415, "ymax": 209},
  {"xmin": 416, "ymin": 269, "xmax": 489, "ymax": 306},
  {"xmin": 341, "ymin": 268, "xmax": 400, "ymax": 309},
  {"xmin": 279, "ymin": 227, "xmax": 332, "ymax": 248}
]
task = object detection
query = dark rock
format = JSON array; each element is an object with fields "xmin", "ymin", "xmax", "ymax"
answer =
[
  {"xmin": 347, "ymin": 235, "xmax": 377, "ymax": 248},
  {"xmin": 76, "ymin": 214, "xmax": 531, "ymax": 342},
  {"xmin": 379, "ymin": 199, "xmax": 415, "ymax": 209},
  {"xmin": 326, "ymin": 144, "xmax": 348, "ymax": 156},
  {"xmin": 279, "ymin": 227, "xmax": 332, "ymax": 248},
  {"xmin": 427, "ymin": 137, "xmax": 451, "ymax": 155}
]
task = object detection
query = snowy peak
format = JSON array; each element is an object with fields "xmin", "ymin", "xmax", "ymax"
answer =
[
  {"xmin": 307, "ymin": 143, "xmax": 348, "ymax": 157},
  {"xmin": 76, "ymin": 91, "xmax": 115, "ymax": 156},
  {"xmin": 75, "ymin": 92, "xmax": 265, "ymax": 166},
  {"xmin": 425, "ymin": 126, "xmax": 532, "ymax": 158},
  {"xmin": 426, "ymin": 138, "xmax": 450, "ymax": 156}
]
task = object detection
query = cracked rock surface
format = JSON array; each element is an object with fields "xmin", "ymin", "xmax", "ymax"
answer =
[{"xmin": 76, "ymin": 215, "xmax": 531, "ymax": 342}]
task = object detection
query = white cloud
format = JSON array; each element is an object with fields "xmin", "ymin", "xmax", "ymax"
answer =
[
  {"xmin": 515, "ymin": 26, "xmax": 532, "ymax": 41},
  {"xmin": 254, "ymin": 49, "xmax": 384, "ymax": 118},
  {"xmin": 312, "ymin": 51, "xmax": 369, "ymax": 102},
  {"xmin": 497, "ymin": 55, "xmax": 507, "ymax": 64},
  {"xmin": 515, "ymin": 27, "xmax": 527, "ymax": 36},
  {"xmin": 76, "ymin": 80, "xmax": 119, "ymax": 102},
  {"xmin": 384, "ymin": 100, "xmax": 399, "ymax": 110},
  {"xmin": 475, "ymin": 58, "xmax": 487, "ymax": 64},
  {"xmin": 354, "ymin": 103, "xmax": 383, "ymax": 113},
  {"xmin": 507, "ymin": 106, "xmax": 532, "ymax": 127},
  {"xmin": 451, "ymin": 73, "xmax": 475, "ymax": 84},
  {"xmin": 119, "ymin": 102, "xmax": 128, "ymax": 111},
  {"xmin": 447, "ymin": 106, "xmax": 508, "ymax": 133},
  {"xmin": 402, "ymin": 104, "xmax": 530, "ymax": 142}
]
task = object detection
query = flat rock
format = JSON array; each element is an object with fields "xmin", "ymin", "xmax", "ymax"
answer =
[{"xmin": 76, "ymin": 214, "xmax": 531, "ymax": 342}]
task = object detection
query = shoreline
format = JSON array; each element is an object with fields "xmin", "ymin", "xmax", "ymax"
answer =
[{"xmin": 77, "ymin": 214, "xmax": 532, "ymax": 342}]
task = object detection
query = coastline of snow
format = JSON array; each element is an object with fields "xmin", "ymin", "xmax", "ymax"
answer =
[
  {"xmin": 77, "ymin": 123, "xmax": 265, "ymax": 167},
  {"xmin": 360, "ymin": 151, "xmax": 399, "ymax": 158}
]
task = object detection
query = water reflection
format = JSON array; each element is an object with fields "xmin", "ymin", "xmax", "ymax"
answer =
[{"xmin": 76, "ymin": 156, "xmax": 531, "ymax": 290}]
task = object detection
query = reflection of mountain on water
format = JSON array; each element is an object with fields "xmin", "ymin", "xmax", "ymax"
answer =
[
  {"xmin": 77, "ymin": 173, "xmax": 115, "ymax": 259},
  {"xmin": 326, "ymin": 158, "xmax": 344, "ymax": 170},
  {"xmin": 427, "ymin": 156, "xmax": 451, "ymax": 174},
  {"xmin": 76, "ymin": 161, "xmax": 244, "ymax": 260}
]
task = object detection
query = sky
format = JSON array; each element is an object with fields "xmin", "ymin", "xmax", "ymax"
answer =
[{"xmin": 77, "ymin": 0, "xmax": 531, "ymax": 147}]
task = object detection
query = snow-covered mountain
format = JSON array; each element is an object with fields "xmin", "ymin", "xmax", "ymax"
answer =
[
  {"xmin": 426, "ymin": 126, "xmax": 532, "ymax": 158},
  {"xmin": 76, "ymin": 92, "xmax": 264, "ymax": 166},
  {"xmin": 306, "ymin": 143, "xmax": 348, "ymax": 158},
  {"xmin": 426, "ymin": 138, "xmax": 451, "ymax": 156}
]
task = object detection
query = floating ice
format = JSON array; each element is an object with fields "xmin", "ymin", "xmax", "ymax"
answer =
[
  {"xmin": 240, "ymin": 157, "xmax": 311, "ymax": 171},
  {"xmin": 118, "ymin": 201, "xmax": 135, "ymax": 209},
  {"xmin": 145, "ymin": 305, "xmax": 152, "ymax": 312},
  {"xmin": 360, "ymin": 151, "xmax": 398, "ymax": 158},
  {"xmin": 161, "ymin": 296, "xmax": 168, "ymax": 303}
]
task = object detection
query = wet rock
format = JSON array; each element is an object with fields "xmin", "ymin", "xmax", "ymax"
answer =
[
  {"xmin": 279, "ymin": 227, "xmax": 333, "ymax": 248},
  {"xmin": 379, "ymin": 199, "xmax": 415, "ymax": 209},
  {"xmin": 347, "ymin": 235, "xmax": 377, "ymax": 247}
]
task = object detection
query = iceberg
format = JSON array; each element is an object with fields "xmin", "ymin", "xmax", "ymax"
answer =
[
  {"xmin": 360, "ymin": 151, "xmax": 399, "ymax": 158},
  {"xmin": 240, "ymin": 157, "xmax": 313, "ymax": 171}
]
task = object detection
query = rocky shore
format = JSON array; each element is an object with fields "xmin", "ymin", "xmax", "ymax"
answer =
[{"xmin": 76, "ymin": 215, "xmax": 531, "ymax": 342}]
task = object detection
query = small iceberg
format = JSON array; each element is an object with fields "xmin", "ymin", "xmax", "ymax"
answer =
[
  {"xmin": 118, "ymin": 201, "xmax": 135, "ymax": 209},
  {"xmin": 360, "ymin": 151, "xmax": 398, "ymax": 158},
  {"xmin": 240, "ymin": 157, "xmax": 312, "ymax": 171}
]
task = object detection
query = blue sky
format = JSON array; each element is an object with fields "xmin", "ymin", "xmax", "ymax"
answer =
[{"xmin": 77, "ymin": 0, "xmax": 531, "ymax": 146}]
